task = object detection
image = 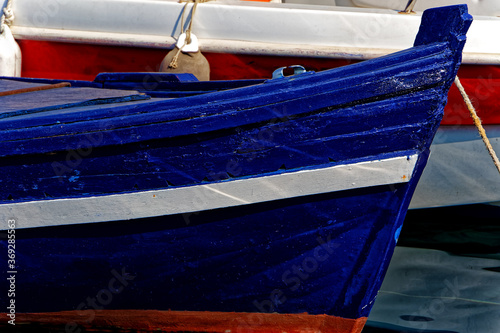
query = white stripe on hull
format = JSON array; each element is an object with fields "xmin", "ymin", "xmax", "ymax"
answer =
[{"xmin": 0, "ymin": 154, "xmax": 418, "ymax": 230}]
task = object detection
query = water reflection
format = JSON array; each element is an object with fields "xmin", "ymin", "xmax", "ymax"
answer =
[{"xmin": 363, "ymin": 204, "xmax": 500, "ymax": 333}]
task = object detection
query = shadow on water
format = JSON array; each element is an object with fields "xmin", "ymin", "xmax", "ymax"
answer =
[
  {"xmin": 363, "ymin": 321, "xmax": 458, "ymax": 333},
  {"xmin": 397, "ymin": 203, "xmax": 500, "ymax": 255},
  {"xmin": 362, "ymin": 203, "xmax": 500, "ymax": 333}
]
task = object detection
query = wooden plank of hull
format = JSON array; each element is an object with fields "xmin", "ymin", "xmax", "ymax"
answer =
[
  {"xmin": 0, "ymin": 40, "xmax": 454, "ymax": 143},
  {"xmin": 0, "ymin": 32, "xmax": 461, "ymax": 203},
  {"xmin": 0, "ymin": 94, "xmax": 437, "ymax": 203},
  {"xmin": 15, "ymin": 41, "xmax": 500, "ymax": 126}
]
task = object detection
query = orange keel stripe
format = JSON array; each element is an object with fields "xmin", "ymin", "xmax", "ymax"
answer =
[{"xmin": 2, "ymin": 310, "xmax": 368, "ymax": 333}]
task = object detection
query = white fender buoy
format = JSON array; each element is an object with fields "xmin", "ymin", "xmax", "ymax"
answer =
[
  {"xmin": 0, "ymin": 24, "xmax": 21, "ymax": 77},
  {"xmin": 176, "ymin": 32, "xmax": 199, "ymax": 53}
]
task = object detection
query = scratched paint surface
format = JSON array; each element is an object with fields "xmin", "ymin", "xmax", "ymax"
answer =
[{"xmin": 0, "ymin": 5, "xmax": 471, "ymax": 329}]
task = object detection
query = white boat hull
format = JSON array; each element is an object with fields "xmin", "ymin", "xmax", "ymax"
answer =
[
  {"xmin": 9, "ymin": 0, "xmax": 500, "ymax": 64},
  {"xmin": 411, "ymin": 125, "xmax": 500, "ymax": 208}
]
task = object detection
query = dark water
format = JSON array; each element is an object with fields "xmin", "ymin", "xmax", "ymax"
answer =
[{"xmin": 362, "ymin": 203, "xmax": 500, "ymax": 333}]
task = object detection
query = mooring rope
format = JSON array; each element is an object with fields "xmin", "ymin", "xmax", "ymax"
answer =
[
  {"xmin": 0, "ymin": 0, "xmax": 14, "ymax": 34},
  {"xmin": 402, "ymin": 0, "xmax": 418, "ymax": 14},
  {"xmin": 454, "ymin": 76, "xmax": 500, "ymax": 175},
  {"xmin": 168, "ymin": 0, "xmax": 203, "ymax": 69}
]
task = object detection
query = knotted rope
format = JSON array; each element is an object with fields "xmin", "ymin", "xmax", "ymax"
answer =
[
  {"xmin": 168, "ymin": 0, "xmax": 204, "ymax": 69},
  {"xmin": 0, "ymin": 0, "xmax": 14, "ymax": 34},
  {"xmin": 454, "ymin": 76, "xmax": 500, "ymax": 175}
]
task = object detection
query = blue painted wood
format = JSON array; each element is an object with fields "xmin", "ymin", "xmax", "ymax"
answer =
[
  {"xmin": 93, "ymin": 72, "xmax": 200, "ymax": 83},
  {"xmin": 0, "ymin": 43, "xmax": 450, "ymax": 137},
  {"xmin": 0, "ymin": 87, "xmax": 149, "ymax": 119},
  {"xmin": 0, "ymin": 75, "xmax": 102, "ymax": 88},
  {"xmin": 1, "ymin": 165, "xmax": 425, "ymax": 318},
  {"xmin": 0, "ymin": 90, "xmax": 434, "ymax": 201},
  {"xmin": 101, "ymin": 79, "xmax": 267, "ymax": 97},
  {"xmin": 0, "ymin": 4, "xmax": 472, "ymax": 324}
]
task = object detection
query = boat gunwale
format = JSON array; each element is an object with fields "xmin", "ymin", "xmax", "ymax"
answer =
[{"xmin": 0, "ymin": 42, "xmax": 452, "ymax": 134}]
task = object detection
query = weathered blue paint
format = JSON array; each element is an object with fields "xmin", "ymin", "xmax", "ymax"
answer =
[
  {"xmin": 0, "ymin": 49, "xmax": 459, "ymax": 201},
  {"xmin": 0, "ymin": 5, "xmax": 471, "ymax": 326},
  {"xmin": 5, "ymin": 166, "xmax": 425, "ymax": 318}
]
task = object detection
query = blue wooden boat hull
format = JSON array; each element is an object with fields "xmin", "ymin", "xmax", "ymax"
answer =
[
  {"xmin": 0, "ymin": 5, "xmax": 471, "ymax": 332},
  {"xmin": 6, "ymin": 163, "xmax": 424, "ymax": 314}
]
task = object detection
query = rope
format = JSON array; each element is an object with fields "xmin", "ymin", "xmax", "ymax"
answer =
[
  {"xmin": 168, "ymin": 0, "xmax": 203, "ymax": 69},
  {"xmin": 0, "ymin": 82, "xmax": 71, "ymax": 97},
  {"xmin": 168, "ymin": 50, "xmax": 182, "ymax": 69},
  {"xmin": 403, "ymin": 0, "xmax": 418, "ymax": 13},
  {"xmin": 454, "ymin": 76, "xmax": 500, "ymax": 175},
  {"xmin": 0, "ymin": 0, "xmax": 14, "ymax": 35},
  {"xmin": 181, "ymin": 0, "xmax": 201, "ymax": 45}
]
